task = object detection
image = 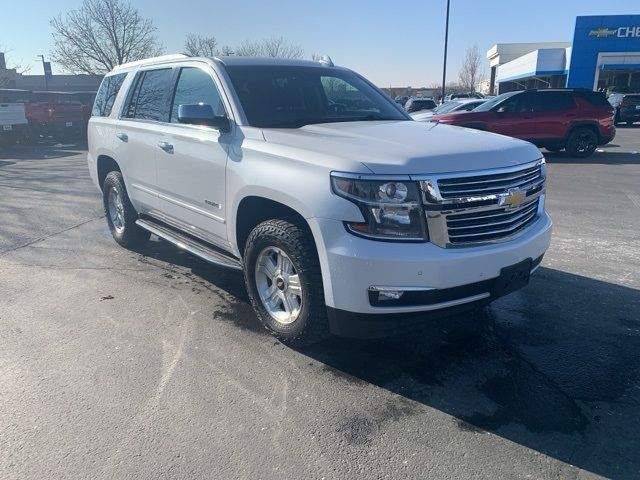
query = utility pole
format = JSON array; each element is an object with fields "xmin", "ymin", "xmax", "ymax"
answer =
[
  {"xmin": 38, "ymin": 55, "xmax": 49, "ymax": 90},
  {"xmin": 441, "ymin": 0, "xmax": 450, "ymax": 103}
]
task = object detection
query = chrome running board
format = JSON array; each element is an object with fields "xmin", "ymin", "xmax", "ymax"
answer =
[{"xmin": 136, "ymin": 218, "xmax": 242, "ymax": 271}]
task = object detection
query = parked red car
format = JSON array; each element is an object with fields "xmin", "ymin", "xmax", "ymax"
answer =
[
  {"xmin": 432, "ymin": 89, "xmax": 615, "ymax": 157},
  {"xmin": 25, "ymin": 91, "xmax": 85, "ymax": 141}
]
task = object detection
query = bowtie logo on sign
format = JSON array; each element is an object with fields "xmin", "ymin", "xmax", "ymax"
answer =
[{"xmin": 589, "ymin": 26, "xmax": 640, "ymax": 38}]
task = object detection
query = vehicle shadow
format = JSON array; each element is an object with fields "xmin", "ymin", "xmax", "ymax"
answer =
[
  {"xmin": 135, "ymin": 239, "xmax": 640, "ymax": 479},
  {"xmin": 0, "ymin": 144, "xmax": 85, "ymax": 161},
  {"xmin": 545, "ymin": 150, "xmax": 640, "ymax": 165}
]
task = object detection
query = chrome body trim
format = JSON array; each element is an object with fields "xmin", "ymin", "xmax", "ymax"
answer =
[
  {"xmin": 130, "ymin": 183, "xmax": 225, "ymax": 224},
  {"xmin": 369, "ymin": 292, "xmax": 491, "ymax": 312},
  {"xmin": 368, "ymin": 285, "xmax": 436, "ymax": 292},
  {"xmin": 145, "ymin": 210, "xmax": 232, "ymax": 252}
]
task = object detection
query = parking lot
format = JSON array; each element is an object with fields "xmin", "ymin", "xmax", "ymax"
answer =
[{"xmin": 0, "ymin": 128, "xmax": 639, "ymax": 479}]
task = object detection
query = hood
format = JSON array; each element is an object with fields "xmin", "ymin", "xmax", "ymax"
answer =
[
  {"xmin": 262, "ymin": 120, "xmax": 542, "ymax": 175},
  {"xmin": 410, "ymin": 111, "xmax": 435, "ymax": 122}
]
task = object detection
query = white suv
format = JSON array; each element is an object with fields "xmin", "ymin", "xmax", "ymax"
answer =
[{"xmin": 88, "ymin": 54, "xmax": 552, "ymax": 345}]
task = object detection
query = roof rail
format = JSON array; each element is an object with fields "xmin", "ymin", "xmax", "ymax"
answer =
[{"xmin": 113, "ymin": 54, "xmax": 188, "ymax": 71}]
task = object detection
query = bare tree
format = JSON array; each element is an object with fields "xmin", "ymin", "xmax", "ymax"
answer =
[
  {"xmin": 234, "ymin": 40, "xmax": 262, "ymax": 57},
  {"xmin": 458, "ymin": 44, "xmax": 484, "ymax": 92},
  {"xmin": 260, "ymin": 36, "xmax": 303, "ymax": 59},
  {"xmin": 50, "ymin": 0, "xmax": 163, "ymax": 74},
  {"xmin": 184, "ymin": 34, "xmax": 218, "ymax": 57},
  {"xmin": 0, "ymin": 46, "xmax": 31, "ymax": 87},
  {"xmin": 235, "ymin": 36, "xmax": 304, "ymax": 59},
  {"xmin": 219, "ymin": 45, "xmax": 234, "ymax": 56},
  {"xmin": 0, "ymin": 45, "xmax": 30, "ymax": 74}
]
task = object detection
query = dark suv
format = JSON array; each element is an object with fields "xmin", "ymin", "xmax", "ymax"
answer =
[
  {"xmin": 433, "ymin": 89, "xmax": 615, "ymax": 157},
  {"xmin": 404, "ymin": 97, "xmax": 437, "ymax": 113},
  {"xmin": 608, "ymin": 93, "xmax": 640, "ymax": 126}
]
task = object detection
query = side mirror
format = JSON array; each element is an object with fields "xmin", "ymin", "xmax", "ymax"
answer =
[
  {"xmin": 178, "ymin": 104, "xmax": 230, "ymax": 132},
  {"xmin": 495, "ymin": 105, "xmax": 510, "ymax": 113}
]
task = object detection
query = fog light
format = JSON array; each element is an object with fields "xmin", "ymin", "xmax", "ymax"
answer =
[{"xmin": 378, "ymin": 290, "xmax": 404, "ymax": 301}]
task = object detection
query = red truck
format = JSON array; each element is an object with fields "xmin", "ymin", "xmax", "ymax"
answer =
[
  {"xmin": 25, "ymin": 91, "xmax": 86, "ymax": 141},
  {"xmin": 432, "ymin": 89, "xmax": 615, "ymax": 157}
]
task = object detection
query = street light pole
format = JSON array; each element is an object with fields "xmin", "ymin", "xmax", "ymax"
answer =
[
  {"xmin": 441, "ymin": 0, "xmax": 450, "ymax": 103},
  {"xmin": 37, "ymin": 55, "xmax": 48, "ymax": 91}
]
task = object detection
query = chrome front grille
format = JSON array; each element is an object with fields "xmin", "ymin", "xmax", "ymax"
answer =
[
  {"xmin": 446, "ymin": 198, "xmax": 539, "ymax": 244},
  {"xmin": 417, "ymin": 159, "xmax": 546, "ymax": 247},
  {"xmin": 437, "ymin": 163, "xmax": 542, "ymax": 199}
]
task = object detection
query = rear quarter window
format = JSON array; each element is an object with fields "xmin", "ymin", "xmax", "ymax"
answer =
[
  {"xmin": 576, "ymin": 91, "xmax": 610, "ymax": 107},
  {"xmin": 535, "ymin": 92, "xmax": 575, "ymax": 112},
  {"xmin": 92, "ymin": 73, "xmax": 127, "ymax": 117}
]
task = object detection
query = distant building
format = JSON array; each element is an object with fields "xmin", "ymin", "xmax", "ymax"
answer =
[
  {"xmin": 0, "ymin": 53, "xmax": 102, "ymax": 92},
  {"xmin": 487, "ymin": 14, "xmax": 640, "ymax": 95}
]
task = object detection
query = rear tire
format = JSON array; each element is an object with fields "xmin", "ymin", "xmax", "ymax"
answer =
[
  {"xmin": 243, "ymin": 219, "xmax": 330, "ymax": 346},
  {"xmin": 565, "ymin": 127, "xmax": 597, "ymax": 158},
  {"xmin": 102, "ymin": 171, "xmax": 150, "ymax": 248}
]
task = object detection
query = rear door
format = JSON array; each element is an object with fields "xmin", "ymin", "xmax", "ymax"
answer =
[
  {"xmin": 532, "ymin": 91, "xmax": 576, "ymax": 142},
  {"xmin": 114, "ymin": 67, "xmax": 174, "ymax": 213},
  {"xmin": 154, "ymin": 64, "xmax": 231, "ymax": 243}
]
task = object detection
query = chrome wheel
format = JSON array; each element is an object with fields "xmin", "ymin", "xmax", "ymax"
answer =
[
  {"xmin": 254, "ymin": 246, "xmax": 302, "ymax": 325},
  {"xmin": 107, "ymin": 187, "xmax": 125, "ymax": 233}
]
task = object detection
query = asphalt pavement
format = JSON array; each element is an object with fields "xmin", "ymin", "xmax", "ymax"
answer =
[{"xmin": 0, "ymin": 128, "xmax": 639, "ymax": 479}]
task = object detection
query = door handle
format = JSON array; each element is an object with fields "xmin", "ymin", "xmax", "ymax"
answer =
[
  {"xmin": 116, "ymin": 132, "xmax": 128, "ymax": 142},
  {"xmin": 157, "ymin": 141, "xmax": 174, "ymax": 153}
]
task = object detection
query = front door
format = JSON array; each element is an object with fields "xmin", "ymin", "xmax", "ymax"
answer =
[
  {"xmin": 154, "ymin": 65, "xmax": 230, "ymax": 244},
  {"xmin": 489, "ymin": 92, "xmax": 539, "ymax": 141}
]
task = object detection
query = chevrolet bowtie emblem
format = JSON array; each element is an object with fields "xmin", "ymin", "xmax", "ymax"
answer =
[
  {"xmin": 499, "ymin": 189, "xmax": 526, "ymax": 209},
  {"xmin": 589, "ymin": 28, "xmax": 617, "ymax": 38}
]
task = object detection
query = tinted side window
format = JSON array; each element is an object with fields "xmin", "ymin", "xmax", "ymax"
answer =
[
  {"xmin": 535, "ymin": 92, "xmax": 575, "ymax": 112},
  {"xmin": 576, "ymin": 91, "xmax": 609, "ymax": 107},
  {"xmin": 497, "ymin": 93, "xmax": 526, "ymax": 112},
  {"xmin": 92, "ymin": 73, "xmax": 127, "ymax": 117},
  {"xmin": 170, "ymin": 67, "xmax": 225, "ymax": 123},
  {"xmin": 124, "ymin": 68, "xmax": 172, "ymax": 121}
]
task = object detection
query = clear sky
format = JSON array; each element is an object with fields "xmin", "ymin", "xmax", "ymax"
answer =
[{"xmin": 1, "ymin": 0, "xmax": 638, "ymax": 86}]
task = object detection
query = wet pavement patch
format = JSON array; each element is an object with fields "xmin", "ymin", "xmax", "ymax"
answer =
[{"xmin": 463, "ymin": 357, "xmax": 588, "ymax": 434}]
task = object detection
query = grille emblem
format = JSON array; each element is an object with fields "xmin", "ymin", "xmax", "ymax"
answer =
[{"xmin": 499, "ymin": 189, "xmax": 526, "ymax": 209}]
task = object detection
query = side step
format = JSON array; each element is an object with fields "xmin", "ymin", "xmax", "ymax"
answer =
[{"xmin": 136, "ymin": 218, "xmax": 243, "ymax": 271}]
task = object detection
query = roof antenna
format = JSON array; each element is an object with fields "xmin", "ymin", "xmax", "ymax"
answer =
[{"xmin": 319, "ymin": 55, "xmax": 334, "ymax": 67}]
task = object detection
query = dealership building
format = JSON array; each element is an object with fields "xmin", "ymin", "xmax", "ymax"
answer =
[{"xmin": 487, "ymin": 14, "xmax": 640, "ymax": 94}]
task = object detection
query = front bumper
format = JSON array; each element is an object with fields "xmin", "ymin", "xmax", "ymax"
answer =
[
  {"xmin": 311, "ymin": 212, "xmax": 552, "ymax": 337},
  {"xmin": 0, "ymin": 123, "xmax": 29, "ymax": 142}
]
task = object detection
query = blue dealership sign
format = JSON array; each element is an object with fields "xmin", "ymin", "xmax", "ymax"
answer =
[{"xmin": 567, "ymin": 15, "xmax": 640, "ymax": 89}]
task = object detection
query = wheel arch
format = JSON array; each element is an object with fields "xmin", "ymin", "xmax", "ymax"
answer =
[
  {"xmin": 234, "ymin": 195, "xmax": 317, "ymax": 259},
  {"xmin": 565, "ymin": 121, "xmax": 600, "ymax": 142},
  {"xmin": 96, "ymin": 154, "xmax": 121, "ymax": 192}
]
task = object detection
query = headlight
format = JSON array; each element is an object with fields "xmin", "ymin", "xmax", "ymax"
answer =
[{"xmin": 331, "ymin": 174, "xmax": 427, "ymax": 241}]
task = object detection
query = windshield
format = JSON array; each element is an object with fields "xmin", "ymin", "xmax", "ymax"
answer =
[
  {"xmin": 225, "ymin": 65, "xmax": 409, "ymax": 128},
  {"xmin": 472, "ymin": 91, "xmax": 519, "ymax": 112},
  {"xmin": 433, "ymin": 101, "xmax": 461, "ymax": 114}
]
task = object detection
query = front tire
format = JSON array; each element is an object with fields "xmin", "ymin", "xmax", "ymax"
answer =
[
  {"xmin": 102, "ymin": 171, "xmax": 150, "ymax": 248},
  {"xmin": 243, "ymin": 219, "xmax": 330, "ymax": 346},
  {"xmin": 565, "ymin": 127, "xmax": 597, "ymax": 158}
]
